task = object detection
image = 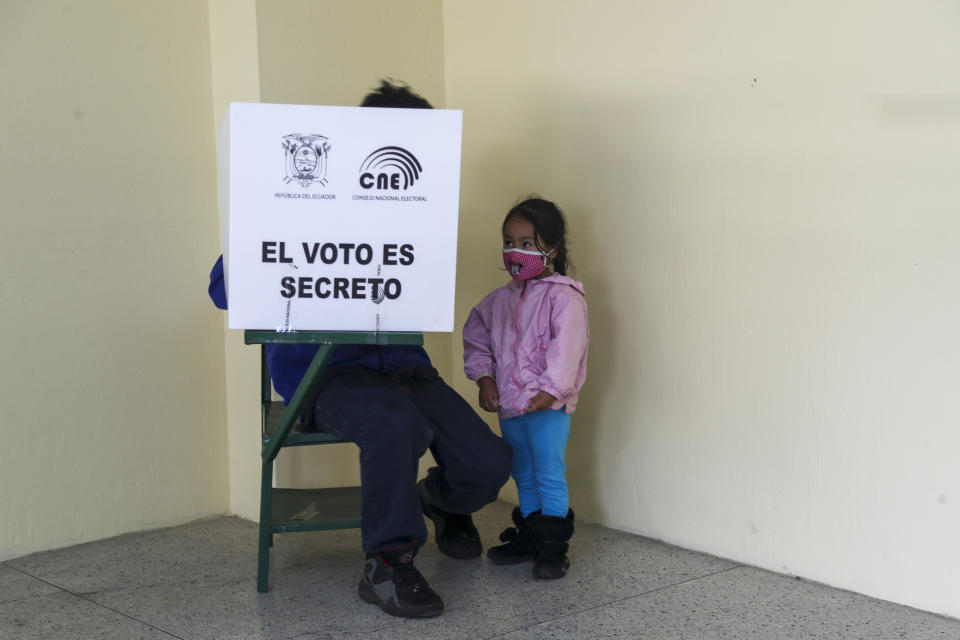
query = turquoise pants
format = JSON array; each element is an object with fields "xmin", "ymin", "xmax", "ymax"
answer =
[{"xmin": 499, "ymin": 408, "xmax": 571, "ymax": 517}]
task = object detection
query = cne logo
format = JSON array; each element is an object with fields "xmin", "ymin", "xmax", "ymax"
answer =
[
  {"xmin": 359, "ymin": 146, "xmax": 422, "ymax": 190},
  {"xmin": 283, "ymin": 134, "xmax": 330, "ymax": 187}
]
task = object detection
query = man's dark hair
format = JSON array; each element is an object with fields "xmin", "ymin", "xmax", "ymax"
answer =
[{"xmin": 360, "ymin": 79, "xmax": 433, "ymax": 109}]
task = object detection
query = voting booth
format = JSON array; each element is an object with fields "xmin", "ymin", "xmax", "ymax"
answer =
[
  {"xmin": 218, "ymin": 103, "xmax": 463, "ymax": 591},
  {"xmin": 220, "ymin": 102, "xmax": 463, "ymax": 332}
]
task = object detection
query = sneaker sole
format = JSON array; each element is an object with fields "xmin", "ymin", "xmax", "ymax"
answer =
[
  {"xmin": 358, "ymin": 580, "xmax": 444, "ymax": 618},
  {"xmin": 419, "ymin": 485, "xmax": 482, "ymax": 559},
  {"xmin": 430, "ymin": 530, "xmax": 482, "ymax": 559}
]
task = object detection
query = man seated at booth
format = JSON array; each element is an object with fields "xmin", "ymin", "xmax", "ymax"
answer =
[{"xmin": 209, "ymin": 80, "xmax": 512, "ymax": 619}]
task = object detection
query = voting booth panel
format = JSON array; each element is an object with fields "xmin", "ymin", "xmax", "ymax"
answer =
[
  {"xmin": 218, "ymin": 103, "xmax": 462, "ymax": 591},
  {"xmin": 220, "ymin": 102, "xmax": 463, "ymax": 332}
]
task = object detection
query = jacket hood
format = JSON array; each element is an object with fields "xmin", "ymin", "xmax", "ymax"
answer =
[{"xmin": 510, "ymin": 273, "xmax": 586, "ymax": 296}]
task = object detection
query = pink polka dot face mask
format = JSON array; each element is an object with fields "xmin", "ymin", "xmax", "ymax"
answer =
[{"xmin": 502, "ymin": 248, "xmax": 554, "ymax": 282}]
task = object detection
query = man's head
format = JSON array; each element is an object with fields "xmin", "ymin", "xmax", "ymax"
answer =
[{"xmin": 360, "ymin": 79, "xmax": 433, "ymax": 109}]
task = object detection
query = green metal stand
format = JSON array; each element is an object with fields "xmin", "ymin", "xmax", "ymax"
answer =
[{"xmin": 244, "ymin": 330, "xmax": 424, "ymax": 593}]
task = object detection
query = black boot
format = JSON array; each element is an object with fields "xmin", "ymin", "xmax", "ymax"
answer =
[
  {"xmin": 487, "ymin": 507, "xmax": 538, "ymax": 565},
  {"xmin": 527, "ymin": 509, "xmax": 575, "ymax": 580},
  {"xmin": 418, "ymin": 479, "xmax": 482, "ymax": 559},
  {"xmin": 357, "ymin": 542, "xmax": 444, "ymax": 618}
]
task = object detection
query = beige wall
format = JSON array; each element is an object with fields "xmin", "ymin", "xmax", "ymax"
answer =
[
  {"xmin": 0, "ymin": 1, "xmax": 229, "ymax": 558},
  {"xmin": 443, "ymin": 0, "xmax": 960, "ymax": 619},
  {"xmin": 208, "ymin": 0, "xmax": 264, "ymax": 522}
]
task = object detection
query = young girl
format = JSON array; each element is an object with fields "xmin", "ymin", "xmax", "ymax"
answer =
[{"xmin": 463, "ymin": 197, "xmax": 589, "ymax": 579}]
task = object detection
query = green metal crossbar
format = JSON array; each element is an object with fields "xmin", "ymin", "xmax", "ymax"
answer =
[{"xmin": 243, "ymin": 330, "xmax": 424, "ymax": 592}]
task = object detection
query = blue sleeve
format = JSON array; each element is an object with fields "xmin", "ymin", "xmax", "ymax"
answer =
[{"xmin": 209, "ymin": 255, "xmax": 227, "ymax": 310}]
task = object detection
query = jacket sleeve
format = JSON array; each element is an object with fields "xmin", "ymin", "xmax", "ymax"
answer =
[
  {"xmin": 538, "ymin": 291, "xmax": 589, "ymax": 400},
  {"xmin": 209, "ymin": 255, "xmax": 227, "ymax": 310},
  {"xmin": 462, "ymin": 299, "xmax": 496, "ymax": 382}
]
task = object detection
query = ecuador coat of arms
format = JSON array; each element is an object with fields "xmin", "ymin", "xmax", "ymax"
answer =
[{"xmin": 282, "ymin": 134, "xmax": 330, "ymax": 187}]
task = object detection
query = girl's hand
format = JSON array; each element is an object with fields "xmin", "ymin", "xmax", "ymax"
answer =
[
  {"xmin": 477, "ymin": 377, "xmax": 500, "ymax": 413},
  {"xmin": 524, "ymin": 390, "xmax": 556, "ymax": 414}
]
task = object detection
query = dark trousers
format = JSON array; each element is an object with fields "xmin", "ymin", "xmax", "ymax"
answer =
[{"xmin": 312, "ymin": 370, "xmax": 513, "ymax": 553}]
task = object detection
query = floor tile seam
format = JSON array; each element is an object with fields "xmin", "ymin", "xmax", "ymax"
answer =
[
  {"xmin": 6, "ymin": 565, "xmax": 189, "ymax": 640},
  {"xmin": 71, "ymin": 597, "xmax": 191, "ymax": 640},
  {"xmin": 0, "ymin": 594, "xmax": 64, "ymax": 607},
  {"xmin": 81, "ymin": 572, "xmax": 255, "ymax": 599},
  {"xmin": 277, "ymin": 619, "xmax": 401, "ymax": 640},
  {"xmin": 288, "ymin": 601, "xmax": 485, "ymax": 638},
  {"xmin": 5, "ymin": 563, "xmax": 260, "ymax": 597},
  {"xmin": 480, "ymin": 564, "xmax": 745, "ymax": 639},
  {"xmin": 713, "ymin": 562, "xmax": 960, "ymax": 626},
  {"xmin": 2, "ymin": 565, "xmax": 71, "ymax": 604}
]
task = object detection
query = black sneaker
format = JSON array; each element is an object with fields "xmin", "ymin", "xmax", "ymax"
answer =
[
  {"xmin": 418, "ymin": 479, "xmax": 482, "ymax": 559},
  {"xmin": 357, "ymin": 543, "xmax": 444, "ymax": 618}
]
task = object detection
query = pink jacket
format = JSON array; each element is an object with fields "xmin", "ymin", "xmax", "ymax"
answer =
[{"xmin": 463, "ymin": 274, "xmax": 589, "ymax": 419}]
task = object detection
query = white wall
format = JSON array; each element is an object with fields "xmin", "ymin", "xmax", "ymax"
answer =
[
  {"xmin": 443, "ymin": 0, "xmax": 960, "ymax": 618},
  {"xmin": 0, "ymin": 0, "xmax": 229, "ymax": 558}
]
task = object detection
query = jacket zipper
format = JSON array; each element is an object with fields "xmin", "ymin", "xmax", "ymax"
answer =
[{"xmin": 510, "ymin": 282, "xmax": 527, "ymax": 414}]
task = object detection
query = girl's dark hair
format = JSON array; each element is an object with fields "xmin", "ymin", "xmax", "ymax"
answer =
[{"xmin": 502, "ymin": 197, "xmax": 571, "ymax": 276}]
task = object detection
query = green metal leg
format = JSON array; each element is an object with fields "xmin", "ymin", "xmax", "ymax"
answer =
[
  {"xmin": 257, "ymin": 460, "xmax": 273, "ymax": 593},
  {"xmin": 262, "ymin": 344, "xmax": 336, "ymax": 464}
]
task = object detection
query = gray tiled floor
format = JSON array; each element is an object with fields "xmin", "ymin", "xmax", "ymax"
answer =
[{"xmin": 2, "ymin": 502, "xmax": 957, "ymax": 639}]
